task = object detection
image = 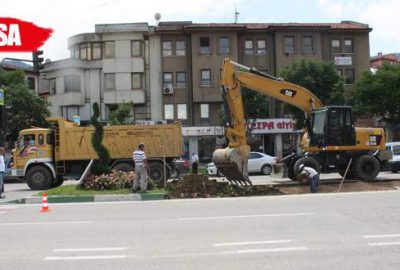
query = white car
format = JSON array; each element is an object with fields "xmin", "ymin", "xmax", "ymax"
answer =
[
  {"xmin": 386, "ymin": 142, "xmax": 400, "ymax": 173},
  {"xmin": 207, "ymin": 152, "xmax": 277, "ymax": 176}
]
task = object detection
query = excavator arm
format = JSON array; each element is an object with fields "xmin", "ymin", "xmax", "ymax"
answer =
[{"xmin": 213, "ymin": 58, "xmax": 323, "ymax": 185}]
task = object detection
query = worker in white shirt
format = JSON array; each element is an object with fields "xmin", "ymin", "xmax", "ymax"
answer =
[
  {"xmin": 0, "ymin": 147, "xmax": 5, "ymax": 198},
  {"xmin": 298, "ymin": 164, "xmax": 319, "ymax": 193},
  {"xmin": 132, "ymin": 143, "xmax": 148, "ymax": 193},
  {"xmin": 191, "ymin": 152, "xmax": 199, "ymax": 174}
]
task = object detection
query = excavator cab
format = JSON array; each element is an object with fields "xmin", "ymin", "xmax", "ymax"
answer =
[{"xmin": 309, "ymin": 106, "xmax": 356, "ymax": 147}]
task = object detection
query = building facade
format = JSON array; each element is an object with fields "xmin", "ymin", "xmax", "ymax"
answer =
[{"xmin": 42, "ymin": 20, "xmax": 372, "ymax": 161}]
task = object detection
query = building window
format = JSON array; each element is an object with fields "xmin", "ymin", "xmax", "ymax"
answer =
[
  {"xmin": 104, "ymin": 73, "xmax": 115, "ymax": 90},
  {"xmin": 244, "ymin": 40, "xmax": 254, "ymax": 55},
  {"xmin": 344, "ymin": 69, "xmax": 354, "ymax": 84},
  {"xmin": 131, "ymin": 40, "xmax": 142, "ymax": 57},
  {"xmin": 177, "ymin": 104, "xmax": 187, "ymax": 120},
  {"xmin": 134, "ymin": 105, "xmax": 148, "ymax": 120},
  {"xmin": 64, "ymin": 75, "xmax": 81, "ymax": 93},
  {"xmin": 302, "ymin": 36, "xmax": 313, "ymax": 53},
  {"xmin": 336, "ymin": 69, "xmax": 343, "ymax": 77},
  {"xmin": 200, "ymin": 104, "xmax": 209, "ymax": 119},
  {"xmin": 257, "ymin": 40, "xmax": 266, "ymax": 55},
  {"xmin": 332, "ymin": 39, "xmax": 341, "ymax": 53},
  {"xmin": 163, "ymin": 72, "xmax": 173, "ymax": 87},
  {"xmin": 164, "ymin": 104, "xmax": 174, "ymax": 120},
  {"xmin": 92, "ymin": 43, "xmax": 102, "ymax": 60},
  {"xmin": 104, "ymin": 41, "xmax": 115, "ymax": 58},
  {"xmin": 27, "ymin": 77, "xmax": 35, "ymax": 90},
  {"xmin": 73, "ymin": 46, "xmax": 79, "ymax": 59},
  {"xmin": 199, "ymin": 37, "xmax": 210, "ymax": 54},
  {"xmin": 201, "ymin": 69, "xmax": 211, "ymax": 86},
  {"xmin": 176, "ymin": 41, "xmax": 185, "ymax": 56},
  {"xmin": 176, "ymin": 72, "xmax": 186, "ymax": 88},
  {"xmin": 284, "ymin": 36, "xmax": 295, "ymax": 53},
  {"xmin": 162, "ymin": 41, "xmax": 172, "ymax": 56},
  {"xmin": 219, "ymin": 37, "xmax": 230, "ymax": 54},
  {"xmin": 49, "ymin": 79, "xmax": 56, "ymax": 94},
  {"xmin": 132, "ymin": 73, "xmax": 143, "ymax": 89},
  {"xmin": 344, "ymin": 39, "xmax": 353, "ymax": 53},
  {"xmin": 80, "ymin": 43, "xmax": 88, "ymax": 60}
]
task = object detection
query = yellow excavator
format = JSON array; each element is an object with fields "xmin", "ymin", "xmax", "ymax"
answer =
[{"xmin": 213, "ymin": 58, "xmax": 392, "ymax": 185}]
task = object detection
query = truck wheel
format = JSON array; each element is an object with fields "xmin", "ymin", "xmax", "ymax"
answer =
[
  {"xmin": 25, "ymin": 165, "xmax": 53, "ymax": 190},
  {"xmin": 51, "ymin": 177, "xmax": 64, "ymax": 188},
  {"xmin": 354, "ymin": 155, "xmax": 380, "ymax": 181},
  {"xmin": 293, "ymin": 157, "xmax": 321, "ymax": 178},
  {"xmin": 112, "ymin": 162, "xmax": 134, "ymax": 172},
  {"xmin": 148, "ymin": 162, "xmax": 169, "ymax": 187}
]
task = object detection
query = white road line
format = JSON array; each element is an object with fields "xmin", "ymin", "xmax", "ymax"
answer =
[
  {"xmin": 213, "ymin": 240, "xmax": 291, "ymax": 247},
  {"xmin": 236, "ymin": 246, "xmax": 308, "ymax": 254},
  {"xmin": 363, "ymin": 234, "xmax": 400, "ymax": 239},
  {"xmin": 0, "ymin": 221, "xmax": 93, "ymax": 226},
  {"xmin": 178, "ymin": 212, "xmax": 314, "ymax": 221},
  {"xmin": 368, "ymin": 242, "xmax": 400, "ymax": 247},
  {"xmin": 54, "ymin": 247, "xmax": 128, "ymax": 252},
  {"xmin": 44, "ymin": 255, "xmax": 126, "ymax": 261}
]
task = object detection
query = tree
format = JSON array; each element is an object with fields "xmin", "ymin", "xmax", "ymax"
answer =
[
  {"xmin": 108, "ymin": 102, "xmax": 133, "ymax": 125},
  {"xmin": 354, "ymin": 63, "xmax": 400, "ymax": 125},
  {"xmin": 91, "ymin": 102, "xmax": 111, "ymax": 175},
  {"xmin": 280, "ymin": 58, "xmax": 344, "ymax": 127},
  {"xmin": 0, "ymin": 69, "xmax": 50, "ymax": 143}
]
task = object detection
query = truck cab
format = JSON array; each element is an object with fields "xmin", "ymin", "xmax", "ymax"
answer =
[{"xmin": 11, "ymin": 128, "xmax": 56, "ymax": 189}]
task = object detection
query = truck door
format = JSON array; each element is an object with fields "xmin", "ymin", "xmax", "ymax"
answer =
[{"xmin": 16, "ymin": 134, "xmax": 38, "ymax": 169}]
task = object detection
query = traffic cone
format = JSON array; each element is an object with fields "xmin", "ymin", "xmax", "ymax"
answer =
[{"xmin": 40, "ymin": 192, "xmax": 50, "ymax": 212}]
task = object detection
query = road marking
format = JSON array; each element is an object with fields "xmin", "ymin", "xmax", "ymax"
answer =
[
  {"xmin": 213, "ymin": 240, "xmax": 291, "ymax": 247},
  {"xmin": 363, "ymin": 234, "xmax": 400, "ymax": 239},
  {"xmin": 178, "ymin": 212, "xmax": 314, "ymax": 221},
  {"xmin": 236, "ymin": 246, "xmax": 308, "ymax": 254},
  {"xmin": 0, "ymin": 221, "xmax": 93, "ymax": 226},
  {"xmin": 54, "ymin": 247, "xmax": 128, "ymax": 252},
  {"xmin": 368, "ymin": 242, "xmax": 400, "ymax": 247},
  {"xmin": 44, "ymin": 255, "xmax": 126, "ymax": 261}
]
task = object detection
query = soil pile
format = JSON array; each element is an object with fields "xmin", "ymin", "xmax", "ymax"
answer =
[{"xmin": 167, "ymin": 174, "xmax": 282, "ymax": 198}]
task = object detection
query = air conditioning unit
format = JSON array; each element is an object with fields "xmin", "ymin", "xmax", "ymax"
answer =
[{"xmin": 163, "ymin": 84, "xmax": 174, "ymax": 95}]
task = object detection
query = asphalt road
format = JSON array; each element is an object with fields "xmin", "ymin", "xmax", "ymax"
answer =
[{"xmin": 1, "ymin": 190, "xmax": 400, "ymax": 269}]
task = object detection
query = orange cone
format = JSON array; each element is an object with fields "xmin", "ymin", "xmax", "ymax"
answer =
[{"xmin": 40, "ymin": 192, "xmax": 50, "ymax": 212}]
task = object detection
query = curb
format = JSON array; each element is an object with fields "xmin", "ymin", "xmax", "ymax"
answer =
[{"xmin": 4, "ymin": 193, "xmax": 167, "ymax": 204}]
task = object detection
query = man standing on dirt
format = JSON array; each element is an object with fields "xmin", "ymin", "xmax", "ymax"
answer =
[
  {"xmin": 298, "ymin": 164, "xmax": 319, "ymax": 193},
  {"xmin": 132, "ymin": 143, "xmax": 148, "ymax": 193},
  {"xmin": 191, "ymin": 152, "xmax": 199, "ymax": 174}
]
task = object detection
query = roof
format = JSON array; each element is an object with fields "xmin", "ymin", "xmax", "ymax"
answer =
[
  {"xmin": 370, "ymin": 53, "xmax": 400, "ymax": 62},
  {"xmin": 155, "ymin": 21, "xmax": 370, "ymax": 32}
]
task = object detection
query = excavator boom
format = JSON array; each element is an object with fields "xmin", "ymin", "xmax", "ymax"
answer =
[{"xmin": 213, "ymin": 58, "xmax": 323, "ymax": 184}]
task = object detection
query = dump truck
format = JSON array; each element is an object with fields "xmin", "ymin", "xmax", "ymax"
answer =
[
  {"xmin": 213, "ymin": 58, "xmax": 392, "ymax": 185},
  {"xmin": 11, "ymin": 117, "xmax": 183, "ymax": 190}
]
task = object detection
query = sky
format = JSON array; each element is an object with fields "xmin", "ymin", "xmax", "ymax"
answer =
[{"xmin": 0, "ymin": 0, "xmax": 398, "ymax": 62}]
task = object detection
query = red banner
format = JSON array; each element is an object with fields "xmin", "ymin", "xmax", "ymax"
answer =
[{"xmin": 0, "ymin": 18, "xmax": 53, "ymax": 52}]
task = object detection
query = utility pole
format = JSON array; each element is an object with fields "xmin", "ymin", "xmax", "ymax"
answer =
[{"xmin": 234, "ymin": 8, "xmax": 240, "ymax": 23}]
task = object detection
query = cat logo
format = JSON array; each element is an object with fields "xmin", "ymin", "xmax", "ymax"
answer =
[{"xmin": 280, "ymin": 89, "xmax": 297, "ymax": 98}]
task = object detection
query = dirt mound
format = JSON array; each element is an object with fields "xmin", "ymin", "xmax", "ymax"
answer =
[{"xmin": 167, "ymin": 174, "xmax": 281, "ymax": 198}]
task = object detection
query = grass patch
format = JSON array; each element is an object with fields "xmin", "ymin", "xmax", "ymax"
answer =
[{"xmin": 39, "ymin": 184, "xmax": 167, "ymax": 197}]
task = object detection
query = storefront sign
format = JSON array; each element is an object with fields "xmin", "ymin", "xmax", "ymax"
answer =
[
  {"xmin": 334, "ymin": 56, "xmax": 352, "ymax": 66},
  {"xmin": 247, "ymin": 118, "xmax": 297, "ymax": 134},
  {"xmin": 183, "ymin": 126, "xmax": 225, "ymax": 136},
  {"xmin": 136, "ymin": 120, "xmax": 166, "ymax": 125}
]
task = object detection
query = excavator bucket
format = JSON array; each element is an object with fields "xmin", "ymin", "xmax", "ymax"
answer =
[{"xmin": 212, "ymin": 145, "xmax": 252, "ymax": 186}]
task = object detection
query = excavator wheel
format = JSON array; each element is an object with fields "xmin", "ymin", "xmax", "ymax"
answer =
[{"xmin": 353, "ymin": 155, "xmax": 380, "ymax": 181}]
